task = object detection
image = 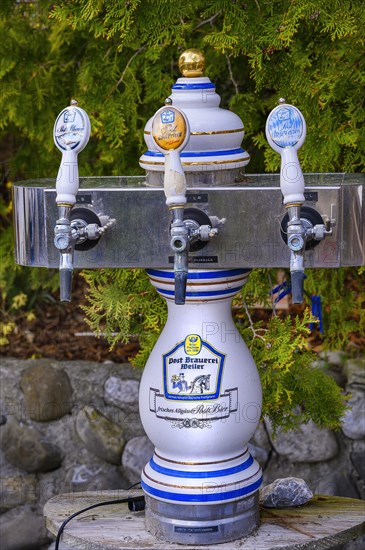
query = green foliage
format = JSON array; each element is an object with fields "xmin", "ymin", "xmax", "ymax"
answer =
[
  {"xmin": 304, "ymin": 268, "xmax": 365, "ymax": 349},
  {"xmin": 1, "ymin": 1, "xmax": 362, "ymax": 429},
  {"xmin": 2, "ymin": 0, "xmax": 364, "ymax": 177},
  {"xmin": 48, "ymin": 0, "xmax": 365, "ymax": 173},
  {"xmin": 81, "ymin": 268, "xmax": 167, "ymax": 368},
  {"xmin": 238, "ymin": 307, "xmax": 347, "ymax": 433},
  {"xmin": 80, "ymin": 267, "xmax": 348, "ymax": 431}
]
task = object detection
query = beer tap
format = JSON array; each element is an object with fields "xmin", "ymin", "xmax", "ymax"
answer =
[
  {"xmin": 266, "ymin": 99, "xmax": 333, "ymax": 303},
  {"xmin": 151, "ymin": 102, "xmax": 190, "ymax": 304},
  {"xmin": 53, "ymin": 100, "xmax": 115, "ymax": 302},
  {"xmin": 151, "ymin": 101, "xmax": 223, "ymax": 304}
]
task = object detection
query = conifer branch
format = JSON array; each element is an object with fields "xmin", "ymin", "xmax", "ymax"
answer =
[
  {"xmin": 116, "ymin": 45, "xmax": 147, "ymax": 88},
  {"xmin": 194, "ymin": 11, "xmax": 221, "ymax": 30},
  {"xmin": 225, "ymin": 53, "xmax": 239, "ymax": 96},
  {"xmin": 243, "ymin": 300, "xmax": 266, "ymax": 347},
  {"xmin": 1, "ymin": 0, "xmax": 359, "ymax": 432}
]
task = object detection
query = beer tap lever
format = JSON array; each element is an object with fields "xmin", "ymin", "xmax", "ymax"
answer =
[
  {"xmin": 53, "ymin": 100, "xmax": 91, "ymax": 302},
  {"xmin": 152, "ymin": 102, "xmax": 190, "ymax": 305},
  {"xmin": 266, "ymin": 99, "xmax": 307, "ymax": 303},
  {"xmin": 266, "ymin": 99, "xmax": 334, "ymax": 303}
]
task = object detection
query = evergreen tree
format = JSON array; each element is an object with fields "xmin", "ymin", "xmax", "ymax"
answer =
[{"xmin": 1, "ymin": 0, "xmax": 364, "ymax": 430}]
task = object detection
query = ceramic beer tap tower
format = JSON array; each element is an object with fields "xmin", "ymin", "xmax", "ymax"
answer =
[
  {"xmin": 11, "ymin": 48, "xmax": 365, "ymax": 548},
  {"xmin": 138, "ymin": 50, "xmax": 262, "ymax": 544}
]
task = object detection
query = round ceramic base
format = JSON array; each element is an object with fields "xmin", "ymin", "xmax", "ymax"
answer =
[{"xmin": 144, "ymin": 492, "xmax": 259, "ymax": 545}]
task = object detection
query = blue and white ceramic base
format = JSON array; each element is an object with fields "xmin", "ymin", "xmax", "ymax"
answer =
[{"xmin": 139, "ymin": 269, "xmax": 263, "ymax": 544}]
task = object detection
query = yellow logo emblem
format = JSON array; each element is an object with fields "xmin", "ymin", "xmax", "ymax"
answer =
[
  {"xmin": 184, "ymin": 334, "xmax": 202, "ymax": 355},
  {"xmin": 152, "ymin": 107, "xmax": 187, "ymax": 151}
]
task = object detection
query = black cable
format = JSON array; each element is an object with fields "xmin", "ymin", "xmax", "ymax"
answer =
[
  {"xmin": 127, "ymin": 481, "xmax": 142, "ymax": 490},
  {"xmin": 54, "ymin": 493, "xmax": 145, "ymax": 550}
]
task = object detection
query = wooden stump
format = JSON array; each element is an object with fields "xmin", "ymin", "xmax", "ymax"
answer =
[{"xmin": 44, "ymin": 490, "xmax": 365, "ymax": 550}]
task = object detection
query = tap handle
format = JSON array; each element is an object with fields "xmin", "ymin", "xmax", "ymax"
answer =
[
  {"xmin": 151, "ymin": 103, "xmax": 190, "ymax": 207},
  {"xmin": 54, "ymin": 100, "xmax": 91, "ymax": 206},
  {"xmin": 266, "ymin": 100, "xmax": 306, "ymax": 205},
  {"xmin": 164, "ymin": 151, "xmax": 187, "ymax": 207}
]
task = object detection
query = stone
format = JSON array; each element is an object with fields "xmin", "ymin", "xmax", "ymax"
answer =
[
  {"xmin": 344, "ymin": 358, "xmax": 365, "ymax": 388},
  {"xmin": 248, "ymin": 443, "xmax": 269, "ymax": 466},
  {"xmin": 0, "ymin": 405, "xmax": 6, "ymax": 425},
  {"xmin": 75, "ymin": 406, "xmax": 125, "ymax": 464},
  {"xmin": 260, "ymin": 477, "xmax": 313, "ymax": 508},
  {"xmin": 104, "ymin": 376, "xmax": 140, "ymax": 408},
  {"xmin": 0, "ymin": 417, "xmax": 63, "ymax": 473},
  {"xmin": 341, "ymin": 535, "xmax": 365, "ymax": 550},
  {"xmin": 316, "ymin": 471, "xmax": 360, "ymax": 499},
  {"xmin": 0, "ymin": 473, "xmax": 38, "ymax": 511},
  {"xmin": 319, "ymin": 351, "xmax": 347, "ymax": 367},
  {"xmin": 266, "ymin": 419, "xmax": 339, "ymax": 462},
  {"xmin": 0, "ymin": 504, "xmax": 51, "ymax": 549},
  {"xmin": 342, "ymin": 389, "xmax": 365, "ymax": 439},
  {"xmin": 251, "ymin": 420, "xmax": 272, "ymax": 449},
  {"xmin": 62, "ymin": 463, "xmax": 129, "ymax": 492},
  {"xmin": 48, "ymin": 543, "xmax": 79, "ymax": 550},
  {"xmin": 249, "ymin": 421, "xmax": 272, "ymax": 467},
  {"xmin": 20, "ymin": 362, "xmax": 73, "ymax": 421},
  {"xmin": 122, "ymin": 435, "xmax": 154, "ymax": 483},
  {"xmin": 351, "ymin": 441, "xmax": 365, "ymax": 481},
  {"xmin": 113, "ymin": 408, "xmax": 146, "ymax": 440}
]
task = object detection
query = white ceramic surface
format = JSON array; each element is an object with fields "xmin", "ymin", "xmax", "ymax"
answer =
[{"xmin": 139, "ymin": 269, "xmax": 262, "ymax": 505}]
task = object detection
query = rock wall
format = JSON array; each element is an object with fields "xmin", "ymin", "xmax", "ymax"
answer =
[{"xmin": 0, "ymin": 354, "xmax": 364, "ymax": 550}]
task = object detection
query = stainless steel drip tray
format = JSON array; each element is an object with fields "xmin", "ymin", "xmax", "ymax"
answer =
[{"xmin": 12, "ymin": 174, "xmax": 365, "ymax": 269}]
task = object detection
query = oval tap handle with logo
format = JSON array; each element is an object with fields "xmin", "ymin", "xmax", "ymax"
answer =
[
  {"xmin": 151, "ymin": 103, "xmax": 190, "ymax": 207},
  {"xmin": 266, "ymin": 100, "xmax": 306, "ymax": 206},
  {"xmin": 54, "ymin": 100, "xmax": 91, "ymax": 206}
]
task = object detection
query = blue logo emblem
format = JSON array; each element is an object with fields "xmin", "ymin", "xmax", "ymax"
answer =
[
  {"xmin": 268, "ymin": 106, "xmax": 303, "ymax": 148},
  {"xmin": 162, "ymin": 335, "xmax": 225, "ymax": 401},
  {"xmin": 64, "ymin": 110, "xmax": 76, "ymax": 123},
  {"xmin": 161, "ymin": 109, "xmax": 175, "ymax": 124}
]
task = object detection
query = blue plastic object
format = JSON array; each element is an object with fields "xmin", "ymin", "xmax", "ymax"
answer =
[{"xmin": 310, "ymin": 295, "xmax": 324, "ymax": 334}]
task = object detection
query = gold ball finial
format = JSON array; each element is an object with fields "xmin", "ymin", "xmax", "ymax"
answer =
[{"xmin": 178, "ymin": 49, "xmax": 205, "ymax": 78}]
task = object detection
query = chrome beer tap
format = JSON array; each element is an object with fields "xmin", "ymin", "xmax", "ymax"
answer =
[
  {"xmin": 151, "ymin": 101, "xmax": 223, "ymax": 304},
  {"xmin": 53, "ymin": 100, "xmax": 115, "ymax": 302},
  {"xmin": 266, "ymin": 99, "xmax": 334, "ymax": 303},
  {"xmin": 53, "ymin": 100, "xmax": 91, "ymax": 302},
  {"xmin": 151, "ymin": 102, "xmax": 190, "ymax": 304}
]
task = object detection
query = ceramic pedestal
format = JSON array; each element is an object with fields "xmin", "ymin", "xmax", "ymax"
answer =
[{"xmin": 139, "ymin": 268, "xmax": 263, "ymax": 545}]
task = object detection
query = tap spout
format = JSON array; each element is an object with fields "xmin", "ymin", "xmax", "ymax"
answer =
[
  {"xmin": 59, "ymin": 252, "xmax": 73, "ymax": 303},
  {"xmin": 170, "ymin": 207, "xmax": 189, "ymax": 305},
  {"xmin": 54, "ymin": 205, "xmax": 75, "ymax": 303},
  {"xmin": 286, "ymin": 204, "xmax": 306, "ymax": 303}
]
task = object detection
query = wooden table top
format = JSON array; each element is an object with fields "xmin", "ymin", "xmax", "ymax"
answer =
[{"xmin": 44, "ymin": 490, "xmax": 365, "ymax": 550}]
